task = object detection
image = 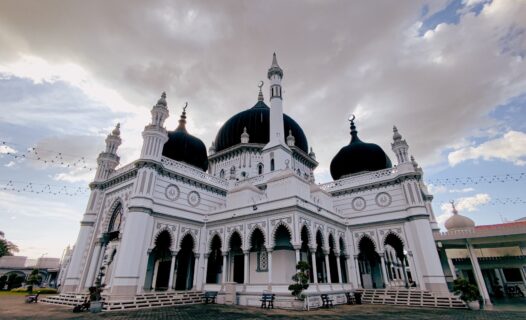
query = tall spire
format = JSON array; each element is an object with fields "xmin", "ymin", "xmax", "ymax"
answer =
[
  {"xmin": 349, "ymin": 115, "xmax": 361, "ymax": 143},
  {"xmin": 391, "ymin": 125, "xmax": 410, "ymax": 164},
  {"xmin": 267, "ymin": 52, "xmax": 283, "ymax": 79},
  {"xmin": 258, "ymin": 81, "xmax": 264, "ymax": 102},
  {"xmin": 176, "ymin": 102, "xmax": 188, "ymax": 133}
]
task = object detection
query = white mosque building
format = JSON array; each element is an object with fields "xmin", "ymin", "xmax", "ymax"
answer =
[{"xmin": 52, "ymin": 54, "xmax": 454, "ymax": 309}]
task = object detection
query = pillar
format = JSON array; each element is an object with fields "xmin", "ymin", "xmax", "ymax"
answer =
[
  {"xmin": 354, "ymin": 255, "xmax": 362, "ymax": 288},
  {"xmin": 168, "ymin": 253, "xmax": 176, "ymax": 290},
  {"xmin": 311, "ymin": 250, "xmax": 318, "ymax": 284},
  {"xmin": 222, "ymin": 252, "xmax": 228, "ymax": 283},
  {"xmin": 295, "ymin": 248, "xmax": 301, "ymax": 264},
  {"xmin": 267, "ymin": 250, "xmax": 273, "ymax": 284},
  {"xmin": 85, "ymin": 242, "xmax": 103, "ymax": 288},
  {"xmin": 152, "ymin": 260, "xmax": 159, "ymax": 290},
  {"xmin": 336, "ymin": 256, "xmax": 343, "ymax": 284},
  {"xmin": 467, "ymin": 241, "xmax": 492, "ymax": 307},
  {"xmin": 192, "ymin": 255, "xmax": 199, "ymax": 290},
  {"xmin": 380, "ymin": 253, "xmax": 389, "ymax": 287},
  {"xmin": 243, "ymin": 250, "xmax": 249, "ymax": 284},
  {"xmin": 202, "ymin": 254, "xmax": 209, "ymax": 287},
  {"xmin": 324, "ymin": 252, "xmax": 332, "ymax": 283}
]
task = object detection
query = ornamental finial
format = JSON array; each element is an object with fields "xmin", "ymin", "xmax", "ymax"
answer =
[
  {"xmin": 258, "ymin": 81, "xmax": 264, "ymax": 102},
  {"xmin": 450, "ymin": 200, "xmax": 458, "ymax": 215},
  {"xmin": 348, "ymin": 114, "xmax": 359, "ymax": 142}
]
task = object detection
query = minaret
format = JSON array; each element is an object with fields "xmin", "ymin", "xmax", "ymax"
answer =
[
  {"xmin": 261, "ymin": 53, "xmax": 292, "ymax": 173},
  {"xmin": 140, "ymin": 92, "xmax": 170, "ymax": 161},
  {"xmin": 94, "ymin": 123, "xmax": 122, "ymax": 181},
  {"xmin": 264, "ymin": 53, "xmax": 287, "ymax": 149},
  {"xmin": 391, "ymin": 125, "xmax": 409, "ymax": 164}
]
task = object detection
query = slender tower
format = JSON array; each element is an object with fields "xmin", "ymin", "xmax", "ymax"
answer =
[
  {"xmin": 140, "ymin": 92, "xmax": 170, "ymax": 161},
  {"xmin": 262, "ymin": 53, "xmax": 292, "ymax": 172}
]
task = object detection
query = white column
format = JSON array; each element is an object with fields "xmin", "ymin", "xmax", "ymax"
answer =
[
  {"xmin": 336, "ymin": 256, "xmax": 343, "ymax": 284},
  {"xmin": 380, "ymin": 253, "xmax": 389, "ymax": 287},
  {"xmin": 407, "ymin": 252, "xmax": 420, "ymax": 288},
  {"xmin": 202, "ymin": 254, "xmax": 209, "ymax": 287},
  {"xmin": 152, "ymin": 260, "xmax": 159, "ymax": 290},
  {"xmin": 222, "ymin": 253, "xmax": 228, "ymax": 283},
  {"xmin": 311, "ymin": 251, "xmax": 318, "ymax": 284},
  {"xmin": 324, "ymin": 253, "xmax": 332, "ymax": 283},
  {"xmin": 243, "ymin": 251, "xmax": 249, "ymax": 284},
  {"xmin": 354, "ymin": 256, "xmax": 362, "ymax": 288},
  {"xmin": 85, "ymin": 243, "xmax": 103, "ymax": 288},
  {"xmin": 192, "ymin": 255, "xmax": 199, "ymax": 290},
  {"xmin": 168, "ymin": 253, "xmax": 176, "ymax": 290},
  {"xmin": 295, "ymin": 249, "xmax": 301, "ymax": 264},
  {"xmin": 63, "ymin": 222, "xmax": 94, "ymax": 292},
  {"xmin": 467, "ymin": 241, "xmax": 492, "ymax": 306},
  {"xmin": 267, "ymin": 250, "xmax": 273, "ymax": 284}
]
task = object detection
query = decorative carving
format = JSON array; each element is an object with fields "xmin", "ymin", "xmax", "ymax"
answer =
[
  {"xmin": 187, "ymin": 191, "xmax": 201, "ymax": 207},
  {"xmin": 375, "ymin": 192, "xmax": 392, "ymax": 207},
  {"xmin": 165, "ymin": 184, "xmax": 180, "ymax": 201},
  {"xmin": 352, "ymin": 197, "xmax": 366, "ymax": 211}
]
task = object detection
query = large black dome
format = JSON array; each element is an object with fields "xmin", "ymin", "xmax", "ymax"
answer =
[
  {"xmin": 162, "ymin": 111, "xmax": 208, "ymax": 171},
  {"xmin": 214, "ymin": 100, "xmax": 308, "ymax": 153},
  {"xmin": 330, "ymin": 120, "xmax": 392, "ymax": 180}
]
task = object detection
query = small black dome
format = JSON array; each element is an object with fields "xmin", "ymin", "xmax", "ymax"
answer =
[
  {"xmin": 214, "ymin": 101, "xmax": 308, "ymax": 153},
  {"xmin": 330, "ymin": 120, "xmax": 392, "ymax": 180},
  {"xmin": 162, "ymin": 112, "xmax": 208, "ymax": 171}
]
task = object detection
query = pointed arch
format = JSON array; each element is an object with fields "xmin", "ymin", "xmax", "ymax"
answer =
[
  {"xmin": 227, "ymin": 230, "xmax": 243, "ymax": 251},
  {"xmin": 247, "ymin": 226, "xmax": 266, "ymax": 251},
  {"xmin": 357, "ymin": 234, "xmax": 377, "ymax": 251},
  {"xmin": 270, "ymin": 221, "xmax": 293, "ymax": 248},
  {"xmin": 207, "ymin": 231, "xmax": 223, "ymax": 251},
  {"xmin": 177, "ymin": 231, "xmax": 197, "ymax": 252},
  {"xmin": 300, "ymin": 224, "xmax": 313, "ymax": 248},
  {"xmin": 104, "ymin": 198, "xmax": 124, "ymax": 232}
]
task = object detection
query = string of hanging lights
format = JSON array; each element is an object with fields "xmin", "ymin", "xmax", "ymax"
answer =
[{"xmin": 0, "ymin": 179, "xmax": 89, "ymax": 197}]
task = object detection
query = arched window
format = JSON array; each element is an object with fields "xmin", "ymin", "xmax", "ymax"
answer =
[
  {"xmin": 230, "ymin": 166, "xmax": 236, "ymax": 175},
  {"xmin": 270, "ymin": 159, "xmax": 275, "ymax": 172},
  {"xmin": 257, "ymin": 163, "xmax": 264, "ymax": 175},
  {"xmin": 219, "ymin": 169, "xmax": 225, "ymax": 179},
  {"xmin": 108, "ymin": 204, "xmax": 123, "ymax": 233}
]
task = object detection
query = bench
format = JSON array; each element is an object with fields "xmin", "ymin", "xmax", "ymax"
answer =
[
  {"xmin": 25, "ymin": 292, "xmax": 40, "ymax": 303},
  {"xmin": 260, "ymin": 293, "xmax": 275, "ymax": 309},
  {"xmin": 203, "ymin": 291, "xmax": 218, "ymax": 304},
  {"xmin": 321, "ymin": 294, "xmax": 334, "ymax": 308},
  {"xmin": 345, "ymin": 292, "xmax": 356, "ymax": 305}
]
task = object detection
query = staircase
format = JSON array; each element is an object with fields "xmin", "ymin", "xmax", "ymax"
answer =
[
  {"xmin": 41, "ymin": 293, "xmax": 89, "ymax": 306},
  {"xmin": 103, "ymin": 291, "xmax": 204, "ymax": 311},
  {"xmin": 357, "ymin": 288, "xmax": 466, "ymax": 309},
  {"xmin": 41, "ymin": 291, "xmax": 204, "ymax": 311}
]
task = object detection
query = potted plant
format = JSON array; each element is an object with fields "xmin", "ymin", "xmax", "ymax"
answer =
[
  {"xmin": 89, "ymin": 266, "xmax": 105, "ymax": 313},
  {"xmin": 453, "ymin": 278, "xmax": 480, "ymax": 310},
  {"xmin": 288, "ymin": 261, "xmax": 310, "ymax": 309}
]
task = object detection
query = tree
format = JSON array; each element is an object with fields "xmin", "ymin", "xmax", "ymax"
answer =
[
  {"xmin": 26, "ymin": 269, "xmax": 43, "ymax": 293},
  {"xmin": 0, "ymin": 238, "xmax": 19, "ymax": 257},
  {"xmin": 288, "ymin": 261, "xmax": 310, "ymax": 300},
  {"xmin": 453, "ymin": 278, "xmax": 480, "ymax": 302},
  {"xmin": 0, "ymin": 275, "xmax": 7, "ymax": 290},
  {"xmin": 7, "ymin": 273, "xmax": 24, "ymax": 290}
]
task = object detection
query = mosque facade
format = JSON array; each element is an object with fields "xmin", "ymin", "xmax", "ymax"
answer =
[{"xmin": 60, "ymin": 54, "xmax": 450, "ymax": 308}]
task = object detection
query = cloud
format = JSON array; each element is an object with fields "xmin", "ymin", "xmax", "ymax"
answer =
[
  {"xmin": 0, "ymin": 0, "xmax": 524, "ymax": 178},
  {"xmin": 436, "ymin": 193, "xmax": 491, "ymax": 225},
  {"xmin": 448, "ymin": 130, "xmax": 526, "ymax": 166}
]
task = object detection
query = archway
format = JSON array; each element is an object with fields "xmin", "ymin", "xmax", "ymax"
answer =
[
  {"xmin": 146, "ymin": 230, "xmax": 173, "ymax": 291},
  {"xmin": 339, "ymin": 237, "xmax": 348, "ymax": 283},
  {"xmin": 229, "ymin": 231, "xmax": 243, "ymax": 284},
  {"xmin": 206, "ymin": 235, "xmax": 223, "ymax": 284},
  {"xmin": 384, "ymin": 233, "xmax": 409, "ymax": 287},
  {"xmin": 272, "ymin": 225, "xmax": 295, "ymax": 283},
  {"xmin": 358, "ymin": 236, "xmax": 383, "ymax": 289},
  {"xmin": 328, "ymin": 234, "xmax": 339, "ymax": 283},
  {"xmin": 315, "ymin": 230, "xmax": 327, "ymax": 283},
  {"xmin": 175, "ymin": 234, "xmax": 195, "ymax": 290},
  {"xmin": 300, "ymin": 226, "xmax": 314, "ymax": 283},
  {"xmin": 250, "ymin": 228, "xmax": 267, "ymax": 283}
]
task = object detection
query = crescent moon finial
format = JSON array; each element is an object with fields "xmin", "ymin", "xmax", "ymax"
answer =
[
  {"xmin": 349, "ymin": 114, "xmax": 355, "ymax": 122},
  {"xmin": 258, "ymin": 81, "xmax": 264, "ymax": 89},
  {"xmin": 183, "ymin": 102, "xmax": 188, "ymax": 112}
]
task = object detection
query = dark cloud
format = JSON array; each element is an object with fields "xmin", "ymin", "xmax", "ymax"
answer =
[{"xmin": 0, "ymin": 0, "xmax": 525, "ymax": 181}]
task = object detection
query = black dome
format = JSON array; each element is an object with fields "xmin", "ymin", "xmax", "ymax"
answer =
[
  {"xmin": 330, "ymin": 120, "xmax": 392, "ymax": 180},
  {"xmin": 162, "ymin": 112, "xmax": 208, "ymax": 171},
  {"xmin": 214, "ymin": 101, "xmax": 308, "ymax": 153}
]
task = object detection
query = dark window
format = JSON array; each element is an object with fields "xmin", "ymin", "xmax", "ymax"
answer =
[
  {"xmin": 270, "ymin": 159, "xmax": 275, "ymax": 171},
  {"xmin": 503, "ymin": 268, "xmax": 523, "ymax": 282}
]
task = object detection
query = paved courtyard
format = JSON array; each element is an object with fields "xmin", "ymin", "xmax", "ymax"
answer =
[{"xmin": 0, "ymin": 295, "xmax": 524, "ymax": 320}]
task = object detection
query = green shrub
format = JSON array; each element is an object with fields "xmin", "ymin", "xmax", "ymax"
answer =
[
  {"xmin": 453, "ymin": 278, "xmax": 480, "ymax": 302},
  {"xmin": 288, "ymin": 261, "xmax": 310, "ymax": 300},
  {"xmin": 10, "ymin": 287, "xmax": 57, "ymax": 294}
]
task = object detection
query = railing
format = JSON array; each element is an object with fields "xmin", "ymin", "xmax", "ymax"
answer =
[
  {"xmin": 160, "ymin": 157, "xmax": 229, "ymax": 188},
  {"xmin": 232, "ymin": 169, "xmax": 292, "ymax": 187},
  {"xmin": 319, "ymin": 167, "xmax": 398, "ymax": 191}
]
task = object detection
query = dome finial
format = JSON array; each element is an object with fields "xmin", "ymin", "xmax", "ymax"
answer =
[
  {"xmin": 348, "ymin": 114, "xmax": 360, "ymax": 142},
  {"xmin": 176, "ymin": 102, "xmax": 188, "ymax": 132},
  {"xmin": 157, "ymin": 91, "xmax": 167, "ymax": 107},
  {"xmin": 112, "ymin": 123, "xmax": 121, "ymax": 136},
  {"xmin": 450, "ymin": 200, "xmax": 458, "ymax": 215},
  {"xmin": 258, "ymin": 81, "xmax": 264, "ymax": 102}
]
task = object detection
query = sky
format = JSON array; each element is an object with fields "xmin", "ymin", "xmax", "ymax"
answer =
[{"xmin": 0, "ymin": 0, "xmax": 525, "ymax": 259}]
